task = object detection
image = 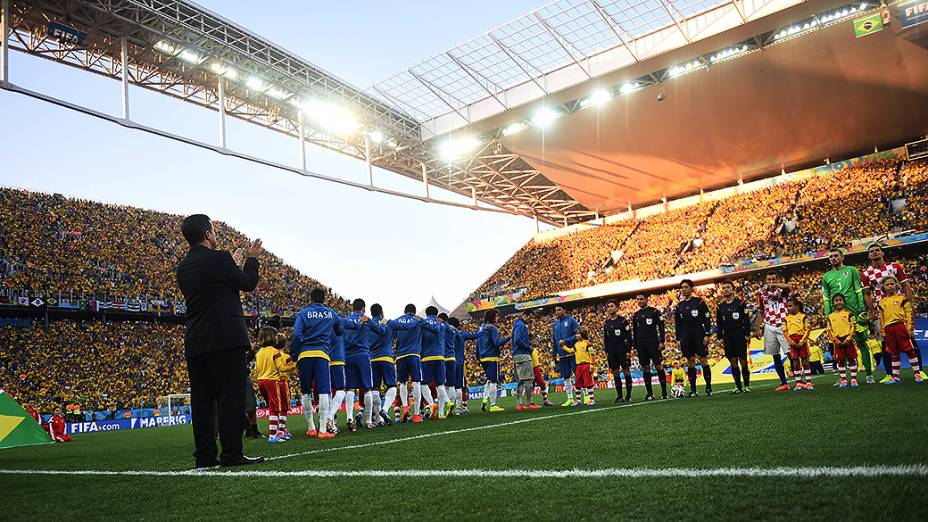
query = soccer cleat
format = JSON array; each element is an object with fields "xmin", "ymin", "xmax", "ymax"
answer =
[
  {"xmin": 316, "ymin": 431, "xmax": 335, "ymax": 439},
  {"xmin": 461, "ymin": 406, "xmax": 469, "ymax": 415},
  {"xmin": 489, "ymin": 405, "xmax": 505, "ymax": 412},
  {"xmin": 687, "ymin": 391, "xmax": 699, "ymax": 398},
  {"xmin": 645, "ymin": 395, "xmax": 654, "ymax": 402},
  {"xmin": 839, "ymin": 379, "xmax": 848, "ymax": 388},
  {"xmin": 346, "ymin": 419, "xmax": 357, "ymax": 432},
  {"xmin": 561, "ymin": 399, "xmax": 574, "ymax": 407},
  {"xmin": 730, "ymin": 388, "xmax": 742, "ymax": 394},
  {"xmin": 588, "ymin": 399, "xmax": 596, "ymax": 406},
  {"xmin": 705, "ymin": 388, "xmax": 713, "ymax": 397},
  {"xmin": 571, "ymin": 400, "xmax": 581, "ymax": 407},
  {"xmin": 445, "ymin": 401, "xmax": 455, "ymax": 417},
  {"xmin": 793, "ymin": 384, "xmax": 804, "ymax": 391},
  {"xmin": 400, "ymin": 407, "xmax": 410, "ymax": 424},
  {"xmin": 743, "ymin": 386, "xmax": 751, "ymax": 393},
  {"xmin": 543, "ymin": 400, "xmax": 555, "ymax": 407},
  {"xmin": 306, "ymin": 429, "xmax": 318, "ymax": 438},
  {"xmin": 527, "ymin": 403, "xmax": 541, "ymax": 410},
  {"xmin": 412, "ymin": 414, "xmax": 423, "ymax": 423},
  {"xmin": 774, "ymin": 384, "xmax": 791, "ymax": 392},
  {"xmin": 832, "ymin": 379, "xmax": 843, "ymax": 387},
  {"xmin": 613, "ymin": 396, "xmax": 624, "ymax": 404},
  {"xmin": 867, "ymin": 375, "xmax": 876, "ymax": 384},
  {"xmin": 884, "ymin": 377, "xmax": 901, "ymax": 385},
  {"xmin": 365, "ymin": 422, "xmax": 376, "ymax": 429},
  {"xmin": 430, "ymin": 403, "xmax": 440, "ymax": 419},
  {"xmin": 919, "ymin": 371, "xmax": 928, "ymax": 380},
  {"xmin": 355, "ymin": 411, "xmax": 363, "ymax": 427},
  {"xmin": 515, "ymin": 404, "xmax": 526, "ymax": 411},
  {"xmin": 661, "ymin": 394, "xmax": 668, "ymax": 400},
  {"xmin": 267, "ymin": 436, "xmax": 283, "ymax": 444},
  {"xmin": 379, "ymin": 411, "xmax": 394, "ymax": 426},
  {"xmin": 878, "ymin": 375, "xmax": 892, "ymax": 384},
  {"xmin": 915, "ymin": 373, "xmax": 925, "ymax": 384},
  {"xmin": 481, "ymin": 400, "xmax": 488, "ymax": 413},
  {"xmin": 280, "ymin": 431, "xmax": 292, "ymax": 441},
  {"xmin": 805, "ymin": 383, "xmax": 815, "ymax": 391}
]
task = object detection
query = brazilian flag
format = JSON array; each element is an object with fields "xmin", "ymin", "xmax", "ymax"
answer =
[
  {"xmin": 0, "ymin": 389, "xmax": 51, "ymax": 449},
  {"xmin": 854, "ymin": 14, "xmax": 884, "ymax": 38}
]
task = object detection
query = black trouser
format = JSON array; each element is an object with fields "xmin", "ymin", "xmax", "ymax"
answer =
[{"xmin": 187, "ymin": 349, "xmax": 247, "ymax": 466}]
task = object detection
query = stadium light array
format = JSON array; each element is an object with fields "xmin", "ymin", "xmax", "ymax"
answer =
[
  {"xmin": 619, "ymin": 82, "xmax": 640, "ymax": 95},
  {"xmin": 369, "ymin": 130, "xmax": 385, "ymax": 144},
  {"xmin": 502, "ymin": 121, "xmax": 528, "ymax": 136},
  {"xmin": 245, "ymin": 76, "xmax": 266, "ymax": 91},
  {"xmin": 153, "ymin": 40, "xmax": 180, "ymax": 56},
  {"xmin": 178, "ymin": 49, "xmax": 204, "ymax": 65},
  {"xmin": 264, "ymin": 86, "xmax": 292, "ymax": 101},
  {"xmin": 531, "ymin": 107, "xmax": 562, "ymax": 129},
  {"xmin": 303, "ymin": 100, "xmax": 359, "ymax": 135},
  {"xmin": 709, "ymin": 45, "xmax": 750, "ymax": 63},
  {"xmin": 668, "ymin": 60, "xmax": 704, "ymax": 78},
  {"xmin": 439, "ymin": 136, "xmax": 481, "ymax": 161},
  {"xmin": 587, "ymin": 89, "xmax": 612, "ymax": 108},
  {"xmin": 209, "ymin": 62, "xmax": 238, "ymax": 80}
]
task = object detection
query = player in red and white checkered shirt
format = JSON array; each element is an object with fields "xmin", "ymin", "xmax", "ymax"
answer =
[
  {"xmin": 861, "ymin": 243, "xmax": 923, "ymax": 381},
  {"xmin": 754, "ymin": 272, "xmax": 791, "ymax": 390}
]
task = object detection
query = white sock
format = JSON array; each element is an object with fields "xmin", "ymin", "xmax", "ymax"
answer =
[
  {"xmin": 301, "ymin": 394, "xmax": 315, "ymax": 431},
  {"xmin": 372, "ymin": 392, "xmax": 382, "ymax": 418},
  {"xmin": 483, "ymin": 381, "xmax": 490, "ymax": 402},
  {"xmin": 363, "ymin": 391, "xmax": 374, "ymax": 425},
  {"xmin": 345, "ymin": 391, "xmax": 356, "ymax": 423},
  {"xmin": 437, "ymin": 385, "xmax": 448, "ymax": 414},
  {"xmin": 330, "ymin": 389, "xmax": 346, "ymax": 422},
  {"xmin": 421, "ymin": 385, "xmax": 434, "ymax": 407},
  {"xmin": 565, "ymin": 379, "xmax": 574, "ymax": 400},
  {"xmin": 317, "ymin": 394, "xmax": 330, "ymax": 433},
  {"xmin": 412, "ymin": 382, "xmax": 422, "ymax": 415},
  {"xmin": 384, "ymin": 387, "xmax": 397, "ymax": 414},
  {"xmin": 488, "ymin": 382, "xmax": 498, "ymax": 405},
  {"xmin": 455, "ymin": 388, "xmax": 463, "ymax": 410},
  {"xmin": 399, "ymin": 385, "xmax": 408, "ymax": 411}
]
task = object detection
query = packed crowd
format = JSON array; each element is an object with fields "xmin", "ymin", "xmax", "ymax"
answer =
[
  {"xmin": 0, "ymin": 188, "xmax": 349, "ymax": 314},
  {"xmin": 470, "ymin": 158, "xmax": 927, "ymax": 301}
]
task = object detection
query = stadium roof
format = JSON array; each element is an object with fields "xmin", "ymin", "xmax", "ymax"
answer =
[{"xmin": 5, "ymin": 0, "xmax": 925, "ymax": 226}]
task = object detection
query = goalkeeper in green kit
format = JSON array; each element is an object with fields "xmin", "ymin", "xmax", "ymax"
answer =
[{"xmin": 821, "ymin": 248, "xmax": 874, "ymax": 384}]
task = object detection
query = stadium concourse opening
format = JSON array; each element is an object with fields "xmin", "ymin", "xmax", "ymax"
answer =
[{"xmin": 2, "ymin": 0, "xmax": 928, "ymax": 519}]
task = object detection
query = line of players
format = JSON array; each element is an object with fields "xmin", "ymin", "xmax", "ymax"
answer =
[{"xmin": 254, "ymin": 244, "xmax": 922, "ymax": 442}]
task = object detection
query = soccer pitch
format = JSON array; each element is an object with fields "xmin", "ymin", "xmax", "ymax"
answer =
[{"xmin": 2, "ymin": 374, "xmax": 927, "ymax": 521}]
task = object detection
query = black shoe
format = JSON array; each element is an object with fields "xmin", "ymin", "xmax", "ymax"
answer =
[
  {"xmin": 645, "ymin": 395, "xmax": 654, "ymax": 401},
  {"xmin": 346, "ymin": 419, "xmax": 357, "ymax": 432},
  {"xmin": 624, "ymin": 394, "xmax": 632, "ymax": 402},
  {"xmin": 220, "ymin": 455, "xmax": 265, "ymax": 467},
  {"xmin": 705, "ymin": 387, "xmax": 713, "ymax": 397},
  {"xmin": 379, "ymin": 411, "xmax": 393, "ymax": 426},
  {"xmin": 194, "ymin": 460, "xmax": 219, "ymax": 469},
  {"xmin": 613, "ymin": 396, "xmax": 624, "ymax": 404},
  {"xmin": 661, "ymin": 394, "xmax": 668, "ymax": 400},
  {"xmin": 687, "ymin": 391, "xmax": 699, "ymax": 398}
]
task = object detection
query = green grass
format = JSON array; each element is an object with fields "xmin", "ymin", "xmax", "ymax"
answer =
[{"xmin": 2, "ymin": 373, "xmax": 927, "ymax": 521}]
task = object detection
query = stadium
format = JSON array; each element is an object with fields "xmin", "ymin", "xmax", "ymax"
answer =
[{"xmin": 1, "ymin": 0, "xmax": 928, "ymax": 519}]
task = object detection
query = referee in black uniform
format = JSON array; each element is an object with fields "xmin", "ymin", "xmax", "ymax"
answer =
[
  {"xmin": 603, "ymin": 301, "xmax": 633, "ymax": 403},
  {"xmin": 716, "ymin": 280, "xmax": 753, "ymax": 394},
  {"xmin": 632, "ymin": 293, "xmax": 668, "ymax": 400},
  {"xmin": 674, "ymin": 279, "xmax": 713, "ymax": 397}
]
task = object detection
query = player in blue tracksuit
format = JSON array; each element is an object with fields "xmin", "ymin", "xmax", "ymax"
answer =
[
  {"xmin": 290, "ymin": 287, "xmax": 357, "ymax": 438},
  {"xmin": 327, "ymin": 326, "xmax": 347, "ymax": 429},
  {"xmin": 448, "ymin": 317, "xmax": 485, "ymax": 414},
  {"xmin": 477, "ymin": 309, "xmax": 511, "ymax": 412},
  {"xmin": 369, "ymin": 303, "xmax": 397, "ymax": 425},
  {"xmin": 389, "ymin": 303, "xmax": 425, "ymax": 423},
  {"xmin": 419, "ymin": 306, "xmax": 448, "ymax": 419},
  {"xmin": 511, "ymin": 311, "xmax": 535, "ymax": 409},
  {"xmin": 342, "ymin": 298, "xmax": 383, "ymax": 430},
  {"xmin": 438, "ymin": 312, "xmax": 461, "ymax": 417},
  {"xmin": 552, "ymin": 305, "xmax": 580, "ymax": 406}
]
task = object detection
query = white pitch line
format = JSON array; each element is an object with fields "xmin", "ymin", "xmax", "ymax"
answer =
[
  {"xmin": 259, "ymin": 377, "xmax": 799, "ymax": 464},
  {"xmin": 0, "ymin": 465, "xmax": 925, "ymax": 479}
]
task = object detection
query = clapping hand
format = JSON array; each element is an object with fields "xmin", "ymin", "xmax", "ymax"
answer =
[
  {"xmin": 232, "ymin": 247, "xmax": 245, "ymax": 266},
  {"xmin": 245, "ymin": 238, "xmax": 263, "ymax": 259}
]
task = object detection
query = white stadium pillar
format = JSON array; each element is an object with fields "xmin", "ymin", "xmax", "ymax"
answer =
[
  {"xmin": 297, "ymin": 109, "xmax": 306, "ymax": 170},
  {"xmin": 218, "ymin": 78, "xmax": 227, "ymax": 149},
  {"xmin": 120, "ymin": 37, "xmax": 130, "ymax": 120},
  {"xmin": 1, "ymin": 0, "xmax": 9, "ymax": 85},
  {"xmin": 420, "ymin": 162, "xmax": 430, "ymax": 199},
  {"xmin": 365, "ymin": 134, "xmax": 373, "ymax": 187}
]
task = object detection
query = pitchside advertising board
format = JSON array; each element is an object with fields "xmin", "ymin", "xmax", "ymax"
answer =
[
  {"xmin": 899, "ymin": 0, "xmax": 928, "ymax": 28},
  {"xmin": 65, "ymin": 414, "xmax": 189, "ymax": 435}
]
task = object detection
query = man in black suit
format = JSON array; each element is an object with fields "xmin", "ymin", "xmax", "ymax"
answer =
[{"xmin": 176, "ymin": 214, "xmax": 265, "ymax": 468}]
